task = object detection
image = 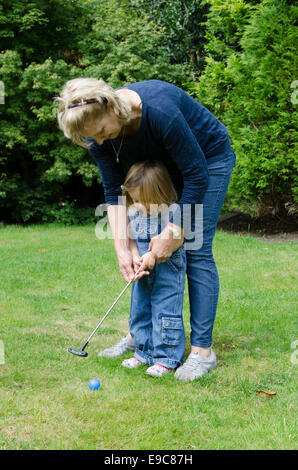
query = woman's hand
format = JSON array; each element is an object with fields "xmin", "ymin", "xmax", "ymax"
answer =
[
  {"xmin": 115, "ymin": 247, "xmax": 136, "ymax": 283},
  {"xmin": 131, "ymin": 250, "xmax": 141, "ymax": 272},
  {"xmin": 148, "ymin": 224, "xmax": 184, "ymax": 264}
]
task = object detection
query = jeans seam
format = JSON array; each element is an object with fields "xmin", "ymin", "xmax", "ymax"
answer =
[
  {"xmin": 209, "ymin": 164, "xmax": 232, "ymax": 343},
  {"xmin": 175, "ymin": 261, "xmax": 185, "ymax": 315},
  {"xmin": 204, "ymin": 161, "xmax": 229, "ymax": 236}
]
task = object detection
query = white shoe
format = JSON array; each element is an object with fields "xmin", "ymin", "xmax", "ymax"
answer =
[
  {"xmin": 98, "ymin": 336, "xmax": 135, "ymax": 358},
  {"xmin": 174, "ymin": 349, "xmax": 216, "ymax": 382}
]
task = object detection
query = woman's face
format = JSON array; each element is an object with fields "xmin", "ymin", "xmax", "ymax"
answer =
[{"xmin": 81, "ymin": 107, "xmax": 122, "ymax": 145}]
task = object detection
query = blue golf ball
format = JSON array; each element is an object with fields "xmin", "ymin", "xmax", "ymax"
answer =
[{"xmin": 88, "ymin": 379, "xmax": 101, "ymax": 391}]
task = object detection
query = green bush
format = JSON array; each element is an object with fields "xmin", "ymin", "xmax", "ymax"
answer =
[
  {"xmin": 130, "ymin": 0, "xmax": 210, "ymax": 75},
  {"xmin": 0, "ymin": 0, "xmax": 186, "ymax": 224},
  {"xmin": 41, "ymin": 200, "xmax": 96, "ymax": 225},
  {"xmin": 187, "ymin": 0, "xmax": 297, "ymax": 216},
  {"xmin": 1, "ymin": 0, "xmax": 296, "ymax": 223}
]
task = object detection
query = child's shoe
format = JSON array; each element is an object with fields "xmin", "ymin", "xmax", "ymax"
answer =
[
  {"xmin": 122, "ymin": 356, "xmax": 142, "ymax": 368},
  {"xmin": 146, "ymin": 364, "xmax": 173, "ymax": 377}
]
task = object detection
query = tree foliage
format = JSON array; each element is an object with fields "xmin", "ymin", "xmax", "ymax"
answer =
[
  {"xmin": 0, "ymin": 0, "xmax": 296, "ymax": 223},
  {"xmin": 0, "ymin": 0, "xmax": 185, "ymax": 223},
  {"xmin": 130, "ymin": 0, "xmax": 210, "ymax": 75},
  {"xmin": 188, "ymin": 0, "xmax": 297, "ymax": 215}
]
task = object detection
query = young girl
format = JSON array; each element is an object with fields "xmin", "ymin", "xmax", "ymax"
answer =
[{"xmin": 121, "ymin": 160, "xmax": 186, "ymax": 377}]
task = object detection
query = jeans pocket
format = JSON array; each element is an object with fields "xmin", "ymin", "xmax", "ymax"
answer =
[
  {"xmin": 161, "ymin": 317, "xmax": 183, "ymax": 346},
  {"xmin": 166, "ymin": 246, "xmax": 184, "ymax": 273}
]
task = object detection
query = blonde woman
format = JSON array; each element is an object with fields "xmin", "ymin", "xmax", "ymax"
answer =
[{"xmin": 56, "ymin": 78, "xmax": 236, "ymax": 382}]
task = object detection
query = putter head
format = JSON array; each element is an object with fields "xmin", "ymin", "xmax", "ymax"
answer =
[{"xmin": 68, "ymin": 347, "xmax": 88, "ymax": 357}]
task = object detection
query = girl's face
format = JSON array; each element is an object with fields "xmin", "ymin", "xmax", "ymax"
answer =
[{"xmin": 81, "ymin": 107, "xmax": 123, "ymax": 145}]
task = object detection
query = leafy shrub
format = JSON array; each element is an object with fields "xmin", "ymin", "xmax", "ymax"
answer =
[
  {"xmin": 41, "ymin": 201, "xmax": 96, "ymax": 225},
  {"xmin": 187, "ymin": 0, "xmax": 297, "ymax": 216},
  {"xmin": 130, "ymin": 0, "xmax": 210, "ymax": 74},
  {"xmin": 0, "ymin": 0, "xmax": 186, "ymax": 224}
]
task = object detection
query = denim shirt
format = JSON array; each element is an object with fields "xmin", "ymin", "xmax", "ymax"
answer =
[
  {"xmin": 129, "ymin": 210, "xmax": 163, "ymax": 244},
  {"xmin": 128, "ymin": 204, "xmax": 182, "ymax": 244}
]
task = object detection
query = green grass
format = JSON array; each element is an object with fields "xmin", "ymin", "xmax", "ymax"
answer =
[{"xmin": 0, "ymin": 224, "xmax": 297, "ymax": 450}]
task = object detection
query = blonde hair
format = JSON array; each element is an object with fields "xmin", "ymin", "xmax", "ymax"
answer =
[
  {"xmin": 55, "ymin": 77, "xmax": 132, "ymax": 148},
  {"xmin": 123, "ymin": 160, "xmax": 178, "ymax": 212}
]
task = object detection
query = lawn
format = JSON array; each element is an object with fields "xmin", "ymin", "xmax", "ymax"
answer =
[{"xmin": 0, "ymin": 224, "xmax": 297, "ymax": 450}]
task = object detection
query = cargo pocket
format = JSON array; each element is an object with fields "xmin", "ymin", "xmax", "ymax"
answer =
[{"xmin": 161, "ymin": 317, "xmax": 183, "ymax": 346}]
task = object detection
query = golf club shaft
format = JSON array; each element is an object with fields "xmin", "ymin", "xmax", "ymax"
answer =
[{"xmin": 85, "ymin": 265, "xmax": 143, "ymax": 345}]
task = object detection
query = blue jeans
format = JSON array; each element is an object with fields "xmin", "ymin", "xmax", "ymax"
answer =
[
  {"xmin": 129, "ymin": 241, "xmax": 186, "ymax": 369},
  {"xmin": 187, "ymin": 141, "xmax": 236, "ymax": 347}
]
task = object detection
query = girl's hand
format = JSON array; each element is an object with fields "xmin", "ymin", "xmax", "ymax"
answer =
[
  {"xmin": 132, "ymin": 252, "xmax": 156, "ymax": 281},
  {"xmin": 128, "ymin": 239, "xmax": 149, "ymax": 282}
]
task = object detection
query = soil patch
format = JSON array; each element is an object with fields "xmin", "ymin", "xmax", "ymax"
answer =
[{"xmin": 217, "ymin": 211, "xmax": 297, "ymax": 243}]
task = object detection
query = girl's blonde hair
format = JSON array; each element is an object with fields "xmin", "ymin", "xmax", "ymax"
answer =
[
  {"xmin": 123, "ymin": 160, "xmax": 178, "ymax": 211},
  {"xmin": 55, "ymin": 77, "xmax": 132, "ymax": 148}
]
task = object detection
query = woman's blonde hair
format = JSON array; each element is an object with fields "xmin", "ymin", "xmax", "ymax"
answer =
[
  {"xmin": 55, "ymin": 77, "xmax": 132, "ymax": 148},
  {"xmin": 123, "ymin": 160, "xmax": 178, "ymax": 212}
]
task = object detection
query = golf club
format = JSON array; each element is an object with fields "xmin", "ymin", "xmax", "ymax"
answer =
[{"xmin": 68, "ymin": 264, "xmax": 144, "ymax": 357}]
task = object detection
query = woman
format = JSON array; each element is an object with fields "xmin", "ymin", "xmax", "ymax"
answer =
[{"xmin": 56, "ymin": 77, "xmax": 236, "ymax": 382}]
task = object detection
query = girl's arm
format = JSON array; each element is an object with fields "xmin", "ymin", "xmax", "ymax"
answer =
[{"xmin": 129, "ymin": 239, "xmax": 151, "ymax": 281}]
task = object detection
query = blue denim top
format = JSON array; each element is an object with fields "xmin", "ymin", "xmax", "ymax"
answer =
[{"xmin": 129, "ymin": 208, "xmax": 171, "ymax": 244}]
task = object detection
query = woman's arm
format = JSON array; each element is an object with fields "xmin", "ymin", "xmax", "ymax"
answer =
[
  {"xmin": 107, "ymin": 204, "xmax": 136, "ymax": 282},
  {"xmin": 148, "ymin": 222, "xmax": 184, "ymax": 264},
  {"xmin": 148, "ymin": 110, "xmax": 208, "ymax": 263},
  {"xmin": 107, "ymin": 205, "xmax": 151, "ymax": 281},
  {"xmin": 156, "ymin": 110, "xmax": 209, "ymax": 210},
  {"xmin": 88, "ymin": 140, "xmax": 138, "ymax": 282},
  {"xmin": 88, "ymin": 139, "xmax": 125, "ymax": 206}
]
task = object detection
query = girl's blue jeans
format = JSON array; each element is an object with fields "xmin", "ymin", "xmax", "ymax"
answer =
[
  {"xmin": 187, "ymin": 141, "xmax": 236, "ymax": 347},
  {"xmin": 129, "ymin": 243, "xmax": 186, "ymax": 369}
]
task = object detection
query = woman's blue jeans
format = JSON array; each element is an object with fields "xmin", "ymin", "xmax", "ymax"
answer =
[{"xmin": 186, "ymin": 142, "xmax": 236, "ymax": 348}]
